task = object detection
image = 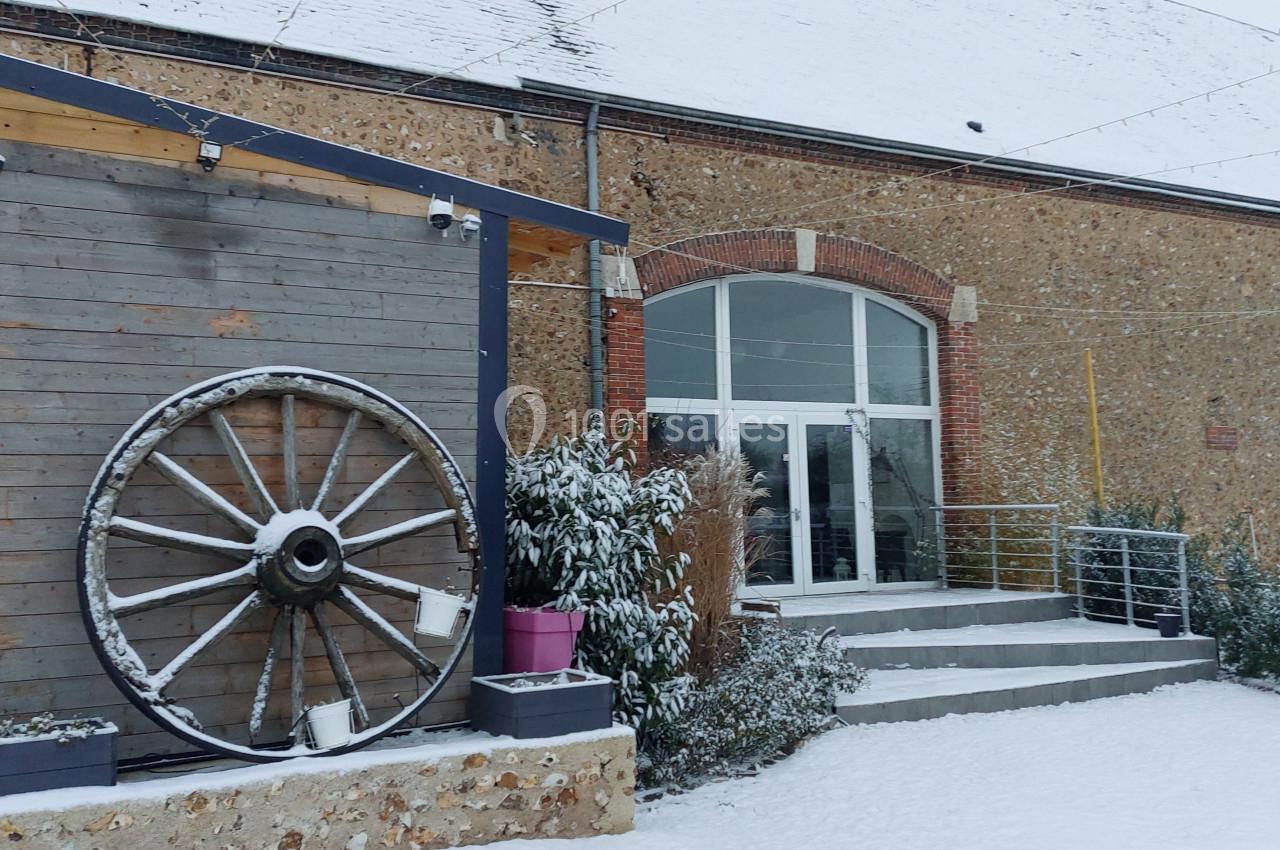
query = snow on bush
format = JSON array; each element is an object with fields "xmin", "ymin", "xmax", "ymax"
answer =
[
  {"xmin": 1078, "ymin": 499, "xmax": 1280, "ymax": 679},
  {"xmin": 641, "ymin": 619, "xmax": 865, "ymax": 788},
  {"xmin": 1077, "ymin": 501, "xmax": 1207, "ymax": 629},
  {"xmin": 506, "ymin": 427, "xmax": 696, "ymax": 728},
  {"xmin": 1204, "ymin": 526, "xmax": 1280, "ymax": 680}
]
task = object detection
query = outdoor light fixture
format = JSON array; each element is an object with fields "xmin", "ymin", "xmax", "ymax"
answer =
[
  {"xmin": 459, "ymin": 212, "xmax": 482, "ymax": 239},
  {"xmin": 0, "ymin": 152, "xmax": 6, "ymax": 173},
  {"xmin": 428, "ymin": 194, "xmax": 455, "ymax": 230},
  {"xmin": 196, "ymin": 140, "xmax": 223, "ymax": 172}
]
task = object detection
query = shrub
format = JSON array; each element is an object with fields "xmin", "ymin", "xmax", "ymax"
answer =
[
  {"xmin": 1075, "ymin": 499, "xmax": 1225, "ymax": 635},
  {"xmin": 640, "ymin": 619, "xmax": 865, "ymax": 788},
  {"xmin": 1074, "ymin": 499, "xmax": 1280, "ymax": 680},
  {"xmin": 506, "ymin": 427, "xmax": 696, "ymax": 728},
  {"xmin": 1207, "ymin": 525, "xmax": 1280, "ymax": 679},
  {"xmin": 658, "ymin": 449, "xmax": 767, "ymax": 680}
]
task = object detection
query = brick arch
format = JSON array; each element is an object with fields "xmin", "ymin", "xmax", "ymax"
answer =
[{"xmin": 623, "ymin": 229, "xmax": 980, "ymax": 504}]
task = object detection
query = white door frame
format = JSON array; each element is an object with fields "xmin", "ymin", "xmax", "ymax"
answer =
[{"xmin": 646, "ymin": 274, "xmax": 944, "ymax": 597}]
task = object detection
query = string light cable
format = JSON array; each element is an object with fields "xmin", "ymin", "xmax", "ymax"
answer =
[
  {"xmin": 642, "ymin": 60, "xmax": 1280, "ymax": 244},
  {"xmin": 626, "ymin": 231, "xmax": 1280, "ymax": 327},
  {"xmin": 389, "ymin": 0, "xmax": 629, "ymax": 97}
]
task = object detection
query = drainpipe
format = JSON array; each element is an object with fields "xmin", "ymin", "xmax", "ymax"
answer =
[{"xmin": 585, "ymin": 101, "xmax": 605, "ymax": 415}]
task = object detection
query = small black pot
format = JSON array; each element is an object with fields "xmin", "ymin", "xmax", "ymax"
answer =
[{"xmin": 1154, "ymin": 612, "xmax": 1182, "ymax": 638}]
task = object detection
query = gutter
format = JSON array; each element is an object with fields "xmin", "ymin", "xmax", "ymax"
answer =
[
  {"xmin": 523, "ymin": 79, "xmax": 1280, "ymax": 219},
  {"xmin": 586, "ymin": 101, "xmax": 605, "ymax": 414}
]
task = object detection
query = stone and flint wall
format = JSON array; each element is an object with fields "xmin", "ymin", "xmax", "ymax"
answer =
[
  {"xmin": 0, "ymin": 727, "xmax": 636, "ymax": 849},
  {"xmin": 4, "ymin": 19, "xmax": 1280, "ymax": 545}
]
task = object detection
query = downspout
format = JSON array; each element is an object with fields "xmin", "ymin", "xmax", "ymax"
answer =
[{"xmin": 586, "ymin": 101, "xmax": 605, "ymax": 414}]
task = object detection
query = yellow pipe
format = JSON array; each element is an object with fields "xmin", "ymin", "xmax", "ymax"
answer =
[{"xmin": 1084, "ymin": 348, "xmax": 1104, "ymax": 505}]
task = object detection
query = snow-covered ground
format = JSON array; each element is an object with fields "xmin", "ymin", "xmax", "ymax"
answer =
[{"xmin": 508, "ymin": 681, "xmax": 1280, "ymax": 850}]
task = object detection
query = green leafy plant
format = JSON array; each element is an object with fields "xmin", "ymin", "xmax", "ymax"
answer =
[
  {"xmin": 1205, "ymin": 524, "xmax": 1280, "ymax": 679},
  {"xmin": 506, "ymin": 426, "xmax": 696, "ymax": 728}
]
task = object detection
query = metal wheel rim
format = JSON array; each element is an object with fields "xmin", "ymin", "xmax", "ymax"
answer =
[{"xmin": 77, "ymin": 367, "xmax": 480, "ymax": 761}]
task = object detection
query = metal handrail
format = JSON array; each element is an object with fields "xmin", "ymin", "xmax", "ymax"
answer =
[
  {"xmin": 931, "ymin": 504, "xmax": 1061, "ymax": 592},
  {"xmin": 1065, "ymin": 524, "xmax": 1190, "ymax": 634}
]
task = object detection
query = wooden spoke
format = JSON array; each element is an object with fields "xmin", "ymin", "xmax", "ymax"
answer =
[
  {"xmin": 250, "ymin": 607, "xmax": 290, "ymax": 742},
  {"xmin": 146, "ymin": 452, "xmax": 260, "ymax": 535},
  {"xmin": 209, "ymin": 410, "xmax": 279, "ymax": 520},
  {"xmin": 332, "ymin": 587, "xmax": 440, "ymax": 681},
  {"xmin": 290, "ymin": 606, "xmax": 306, "ymax": 733},
  {"xmin": 282, "ymin": 394, "xmax": 300, "ymax": 510},
  {"xmin": 79, "ymin": 369, "xmax": 480, "ymax": 761},
  {"xmin": 341, "ymin": 509, "xmax": 457, "ymax": 557},
  {"xmin": 312, "ymin": 410, "xmax": 361, "ymax": 512},
  {"xmin": 109, "ymin": 516, "xmax": 256, "ymax": 561},
  {"xmin": 152, "ymin": 591, "xmax": 264, "ymax": 690},
  {"xmin": 341, "ymin": 563, "xmax": 424, "ymax": 602},
  {"xmin": 333, "ymin": 453, "xmax": 416, "ymax": 530},
  {"xmin": 110, "ymin": 563, "xmax": 257, "ymax": 617},
  {"xmin": 310, "ymin": 604, "xmax": 370, "ymax": 730}
]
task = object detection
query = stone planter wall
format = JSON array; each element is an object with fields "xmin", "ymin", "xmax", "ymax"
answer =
[{"xmin": 0, "ymin": 727, "xmax": 635, "ymax": 849}]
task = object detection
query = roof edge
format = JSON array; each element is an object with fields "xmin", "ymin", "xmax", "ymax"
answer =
[
  {"xmin": 522, "ymin": 79, "xmax": 1280, "ymax": 218},
  {"xmin": 0, "ymin": 54, "xmax": 628, "ymax": 244}
]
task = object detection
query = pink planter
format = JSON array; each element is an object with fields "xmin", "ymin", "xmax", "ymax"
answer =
[{"xmin": 503, "ymin": 607, "xmax": 586, "ymax": 674}]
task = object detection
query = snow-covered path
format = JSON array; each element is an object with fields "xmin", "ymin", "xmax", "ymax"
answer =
[{"xmin": 512, "ymin": 681, "xmax": 1280, "ymax": 850}]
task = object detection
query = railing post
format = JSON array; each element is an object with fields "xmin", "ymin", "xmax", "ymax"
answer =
[
  {"xmin": 1178, "ymin": 538, "xmax": 1191, "ymax": 635},
  {"xmin": 989, "ymin": 512, "xmax": 999, "ymax": 589},
  {"xmin": 1073, "ymin": 531, "xmax": 1086, "ymax": 619},
  {"xmin": 1120, "ymin": 536, "xmax": 1134, "ymax": 626},
  {"xmin": 1049, "ymin": 508, "xmax": 1061, "ymax": 593},
  {"xmin": 935, "ymin": 509, "xmax": 949, "ymax": 589}
]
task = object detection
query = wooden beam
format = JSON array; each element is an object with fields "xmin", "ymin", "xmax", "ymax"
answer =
[
  {"xmin": 1, "ymin": 92, "xmax": 593, "ymax": 251},
  {"xmin": 0, "ymin": 106, "xmax": 349, "ymax": 181}
]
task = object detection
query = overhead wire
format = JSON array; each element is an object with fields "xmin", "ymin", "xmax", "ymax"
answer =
[
  {"xmin": 624, "ymin": 235, "xmax": 1280, "ymax": 327},
  {"xmin": 388, "ymin": 0, "xmax": 630, "ymax": 97},
  {"xmin": 641, "ymin": 58, "xmax": 1280, "ymax": 244},
  {"xmin": 1157, "ymin": 0, "xmax": 1280, "ymax": 36}
]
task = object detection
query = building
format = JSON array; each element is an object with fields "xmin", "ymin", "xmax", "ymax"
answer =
[
  {"xmin": 3, "ymin": 4, "xmax": 1279, "ymax": 607},
  {"xmin": 0, "ymin": 52, "xmax": 624, "ymax": 759}
]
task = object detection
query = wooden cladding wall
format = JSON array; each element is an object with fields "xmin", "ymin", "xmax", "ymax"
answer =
[{"xmin": 0, "ymin": 133, "xmax": 481, "ymax": 759}]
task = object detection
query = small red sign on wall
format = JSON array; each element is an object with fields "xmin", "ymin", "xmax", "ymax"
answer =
[{"xmin": 1205, "ymin": 425, "xmax": 1241, "ymax": 451}]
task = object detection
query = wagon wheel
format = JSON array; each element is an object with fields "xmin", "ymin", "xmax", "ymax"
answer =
[{"xmin": 77, "ymin": 368, "xmax": 480, "ymax": 761}]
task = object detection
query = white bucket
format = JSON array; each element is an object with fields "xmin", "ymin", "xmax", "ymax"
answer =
[
  {"xmin": 415, "ymin": 587, "xmax": 468, "ymax": 638},
  {"xmin": 306, "ymin": 699, "xmax": 353, "ymax": 749}
]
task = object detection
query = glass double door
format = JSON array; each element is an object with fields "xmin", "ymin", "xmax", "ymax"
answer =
[{"xmin": 740, "ymin": 414, "xmax": 874, "ymax": 595}]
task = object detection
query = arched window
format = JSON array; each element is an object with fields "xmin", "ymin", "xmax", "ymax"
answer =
[{"xmin": 645, "ymin": 275, "xmax": 941, "ymax": 594}]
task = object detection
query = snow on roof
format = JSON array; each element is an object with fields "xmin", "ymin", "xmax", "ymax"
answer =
[{"xmin": 32, "ymin": 0, "xmax": 1280, "ymax": 203}]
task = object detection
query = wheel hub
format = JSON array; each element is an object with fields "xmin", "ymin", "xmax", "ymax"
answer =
[{"xmin": 255, "ymin": 510, "xmax": 344, "ymax": 605}]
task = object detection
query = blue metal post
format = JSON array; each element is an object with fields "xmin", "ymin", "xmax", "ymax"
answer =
[{"xmin": 473, "ymin": 212, "xmax": 509, "ymax": 676}]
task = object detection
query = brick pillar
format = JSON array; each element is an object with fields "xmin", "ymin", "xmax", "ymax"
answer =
[
  {"xmin": 938, "ymin": 321, "xmax": 982, "ymax": 504},
  {"xmin": 603, "ymin": 297, "xmax": 647, "ymax": 464}
]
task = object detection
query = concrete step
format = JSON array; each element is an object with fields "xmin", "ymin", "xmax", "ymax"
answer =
[
  {"xmin": 778, "ymin": 589, "xmax": 1073, "ymax": 636},
  {"xmin": 841, "ymin": 619, "xmax": 1219, "ymax": 669},
  {"xmin": 836, "ymin": 660, "xmax": 1218, "ymax": 725}
]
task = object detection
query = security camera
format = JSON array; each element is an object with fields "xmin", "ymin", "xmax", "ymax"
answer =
[
  {"xmin": 459, "ymin": 213, "xmax": 482, "ymax": 240},
  {"xmin": 428, "ymin": 195, "xmax": 454, "ymax": 231},
  {"xmin": 0, "ymin": 153, "xmax": 6, "ymax": 173}
]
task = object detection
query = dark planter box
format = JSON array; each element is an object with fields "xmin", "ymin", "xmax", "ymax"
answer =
[
  {"xmin": 0, "ymin": 723, "xmax": 117, "ymax": 796},
  {"xmin": 471, "ymin": 670, "xmax": 612, "ymax": 739}
]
